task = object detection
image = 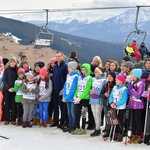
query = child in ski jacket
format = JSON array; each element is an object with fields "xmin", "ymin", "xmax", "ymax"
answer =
[
  {"xmin": 128, "ymin": 69, "xmax": 145, "ymax": 144},
  {"xmin": 22, "ymin": 72, "xmax": 39, "ymax": 128},
  {"xmin": 37, "ymin": 67, "xmax": 52, "ymax": 127},
  {"xmin": 109, "ymin": 74, "xmax": 128, "ymax": 142},
  {"xmin": 62, "ymin": 61, "xmax": 79, "ymax": 133},
  {"xmin": 71, "ymin": 63, "xmax": 92, "ymax": 135},
  {"xmin": 90, "ymin": 67, "xmax": 106, "ymax": 137},
  {"xmin": 13, "ymin": 68, "xmax": 25, "ymax": 125},
  {"xmin": 100, "ymin": 71, "xmax": 116, "ymax": 138}
]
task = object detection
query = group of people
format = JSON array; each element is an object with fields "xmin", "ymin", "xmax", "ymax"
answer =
[
  {"xmin": 0, "ymin": 50, "xmax": 150, "ymax": 146},
  {"xmin": 125, "ymin": 40, "xmax": 150, "ymax": 62}
]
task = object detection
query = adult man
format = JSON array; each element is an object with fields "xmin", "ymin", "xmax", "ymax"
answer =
[
  {"xmin": 139, "ymin": 41, "xmax": 150, "ymax": 60},
  {"xmin": 51, "ymin": 51, "xmax": 68, "ymax": 128}
]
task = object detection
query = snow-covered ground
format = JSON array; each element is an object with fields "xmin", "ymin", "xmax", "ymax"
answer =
[{"xmin": 0, "ymin": 122, "xmax": 149, "ymax": 150}]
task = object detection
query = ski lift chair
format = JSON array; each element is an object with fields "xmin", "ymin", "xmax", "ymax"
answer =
[{"xmin": 35, "ymin": 27, "xmax": 54, "ymax": 46}]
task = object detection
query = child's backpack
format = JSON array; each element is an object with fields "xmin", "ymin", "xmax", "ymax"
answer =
[{"xmin": 106, "ymin": 109, "xmax": 118, "ymax": 125}]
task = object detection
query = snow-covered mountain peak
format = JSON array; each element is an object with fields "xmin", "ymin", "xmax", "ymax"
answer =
[{"xmin": 116, "ymin": 8, "xmax": 150, "ymax": 24}]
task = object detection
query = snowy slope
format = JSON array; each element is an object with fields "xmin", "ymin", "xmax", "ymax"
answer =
[{"xmin": 0, "ymin": 123, "xmax": 149, "ymax": 150}]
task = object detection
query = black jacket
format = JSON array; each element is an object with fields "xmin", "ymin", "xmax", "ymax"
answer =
[
  {"xmin": 100, "ymin": 81, "xmax": 116, "ymax": 107},
  {"xmin": 3, "ymin": 66, "xmax": 18, "ymax": 91}
]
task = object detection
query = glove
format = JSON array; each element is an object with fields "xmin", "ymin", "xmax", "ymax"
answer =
[{"xmin": 74, "ymin": 98, "xmax": 81, "ymax": 104}]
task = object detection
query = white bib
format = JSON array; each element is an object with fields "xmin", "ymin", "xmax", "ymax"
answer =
[
  {"xmin": 78, "ymin": 76, "xmax": 90, "ymax": 97},
  {"xmin": 112, "ymin": 86, "xmax": 127, "ymax": 109},
  {"xmin": 66, "ymin": 74, "xmax": 78, "ymax": 94},
  {"xmin": 39, "ymin": 80, "xmax": 47, "ymax": 96},
  {"xmin": 92, "ymin": 78, "xmax": 106, "ymax": 91},
  {"xmin": 23, "ymin": 82, "xmax": 37, "ymax": 100}
]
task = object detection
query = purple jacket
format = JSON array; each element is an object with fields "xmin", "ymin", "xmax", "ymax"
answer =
[{"xmin": 128, "ymin": 79, "xmax": 145, "ymax": 109}]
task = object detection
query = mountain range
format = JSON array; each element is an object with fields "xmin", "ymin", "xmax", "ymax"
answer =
[
  {"xmin": 10, "ymin": 8, "xmax": 150, "ymax": 46},
  {"xmin": 0, "ymin": 16, "xmax": 124, "ymax": 64}
]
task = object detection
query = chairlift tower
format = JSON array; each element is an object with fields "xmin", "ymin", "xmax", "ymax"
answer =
[{"xmin": 35, "ymin": 9, "xmax": 54, "ymax": 46}]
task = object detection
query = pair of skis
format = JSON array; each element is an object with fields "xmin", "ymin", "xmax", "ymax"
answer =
[
  {"xmin": 103, "ymin": 124, "xmax": 117, "ymax": 142},
  {"xmin": 104, "ymin": 109, "xmax": 119, "ymax": 142}
]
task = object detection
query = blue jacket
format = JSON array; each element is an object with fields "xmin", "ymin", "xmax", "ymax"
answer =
[
  {"xmin": 53, "ymin": 61, "xmax": 68, "ymax": 92},
  {"xmin": 63, "ymin": 71, "xmax": 79, "ymax": 102},
  {"xmin": 109, "ymin": 84, "xmax": 128, "ymax": 109}
]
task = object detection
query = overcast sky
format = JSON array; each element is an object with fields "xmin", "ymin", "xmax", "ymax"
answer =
[
  {"xmin": 0, "ymin": 0, "xmax": 150, "ymax": 18},
  {"xmin": 0, "ymin": 0, "xmax": 150, "ymax": 10}
]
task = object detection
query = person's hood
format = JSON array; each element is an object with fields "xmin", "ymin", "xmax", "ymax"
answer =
[
  {"xmin": 69, "ymin": 70, "xmax": 79, "ymax": 76},
  {"xmin": 81, "ymin": 63, "xmax": 91, "ymax": 77}
]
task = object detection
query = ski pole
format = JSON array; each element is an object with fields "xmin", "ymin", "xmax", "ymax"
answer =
[
  {"xmin": 111, "ymin": 109, "xmax": 119, "ymax": 141},
  {"xmin": 142, "ymin": 94, "xmax": 149, "ymax": 144}
]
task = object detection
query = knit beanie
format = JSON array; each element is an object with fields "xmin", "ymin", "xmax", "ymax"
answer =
[
  {"xmin": 18, "ymin": 68, "xmax": 25, "ymax": 75},
  {"xmin": 2, "ymin": 58, "xmax": 9, "ymax": 66},
  {"xmin": 116, "ymin": 74, "xmax": 126, "ymax": 83},
  {"xmin": 0, "ymin": 56, "xmax": 3, "ymax": 63},
  {"xmin": 39, "ymin": 67, "xmax": 47, "ymax": 76},
  {"xmin": 107, "ymin": 71, "xmax": 116, "ymax": 81},
  {"xmin": 9, "ymin": 54, "xmax": 17, "ymax": 62},
  {"xmin": 122, "ymin": 56, "xmax": 130, "ymax": 62},
  {"xmin": 68, "ymin": 61, "xmax": 77, "ymax": 71},
  {"xmin": 132, "ymin": 69, "xmax": 142, "ymax": 79},
  {"xmin": 50, "ymin": 57, "xmax": 56, "ymax": 63},
  {"xmin": 124, "ymin": 61, "xmax": 134, "ymax": 70},
  {"xmin": 26, "ymin": 72, "xmax": 33, "ymax": 79}
]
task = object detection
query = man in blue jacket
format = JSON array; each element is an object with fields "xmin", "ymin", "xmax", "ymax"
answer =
[{"xmin": 50, "ymin": 51, "xmax": 68, "ymax": 128}]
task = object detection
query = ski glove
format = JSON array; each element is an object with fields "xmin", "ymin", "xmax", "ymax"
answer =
[{"xmin": 74, "ymin": 97, "xmax": 81, "ymax": 104}]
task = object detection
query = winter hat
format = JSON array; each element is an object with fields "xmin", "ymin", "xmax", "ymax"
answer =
[
  {"xmin": 25, "ymin": 72, "xmax": 34, "ymax": 79},
  {"xmin": 39, "ymin": 67, "xmax": 47, "ymax": 76},
  {"xmin": 0, "ymin": 56, "xmax": 3, "ymax": 63},
  {"xmin": 122, "ymin": 56, "xmax": 130, "ymax": 62},
  {"xmin": 2, "ymin": 58, "xmax": 9, "ymax": 66},
  {"xmin": 34, "ymin": 61, "xmax": 45, "ymax": 68},
  {"xmin": 17, "ymin": 68, "xmax": 25, "ymax": 75},
  {"xmin": 131, "ymin": 69, "xmax": 142, "ymax": 79},
  {"xmin": 141, "ymin": 69, "xmax": 150, "ymax": 79},
  {"xmin": 116, "ymin": 74, "xmax": 126, "ymax": 83},
  {"xmin": 9, "ymin": 54, "xmax": 17, "ymax": 62},
  {"xmin": 124, "ymin": 61, "xmax": 134, "ymax": 70},
  {"xmin": 107, "ymin": 71, "xmax": 116, "ymax": 81},
  {"xmin": 50, "ymin": 57, "xmax": 56, "ymax": 63},
  {"xmin": 68, "ymin": 61, "xmax": 77, "ymax": 71}
]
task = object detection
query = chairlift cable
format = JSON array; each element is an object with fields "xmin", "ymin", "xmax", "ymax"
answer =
[
  {"xmin": 1, "ymin": 5, "xmax": 150, "ymax": 15},
  {"xmin": 0, "ymin": 11, "xmax": 44, "ymax": 15},
  {"xmin": 0, "ymin": 6, "xmax": 137, "ymax": 15}
]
